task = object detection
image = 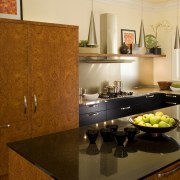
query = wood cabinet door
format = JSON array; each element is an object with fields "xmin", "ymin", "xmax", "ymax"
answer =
[
  {"xmin": 29, "ymin": 24, "xmax": 78, "ymax": 137},
  {"xmin": 0, "ymin": 20, "xmax": 29, "ymax": 177},
  {"xmin": 0, "ymin": 120, "xmax": 31, "ymax": 176},
  {"xmin": 0, "ymin": 21, "xmax": 29, "ymax": 125}
]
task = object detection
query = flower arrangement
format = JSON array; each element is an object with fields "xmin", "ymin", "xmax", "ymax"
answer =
[{"xmin": 150, "ymin": 20, "xmax": 171, "ymax": 47}]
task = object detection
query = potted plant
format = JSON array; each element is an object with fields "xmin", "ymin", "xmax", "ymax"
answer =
[
  {"xmin": 79, "ymin": 40, "xmax": 99, "ymax": 53},
  {"xmin": 145, "ymin": 20, "xmax": 171, "ymax": 55}
]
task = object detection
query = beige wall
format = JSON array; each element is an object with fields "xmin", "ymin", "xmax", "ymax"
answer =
[{"xmin": 22, "ymin": 0, "xmax": 179, "ymax": 88}]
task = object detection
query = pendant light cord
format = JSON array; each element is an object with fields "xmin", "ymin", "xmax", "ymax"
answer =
[
  {"xmin": 141, "ymin": 0, "xmax": 144, "ymax": 20},
  {"xmin": 92, "ymin": 0, "xmax": 93, "ymax": 12},
  {"xmin": 177, "ymin": 0, "xmax": 179, "ymax": 25}
]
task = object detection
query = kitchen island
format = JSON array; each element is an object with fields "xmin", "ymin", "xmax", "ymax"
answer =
[{"xmin": 8, "ymin": 105, "xmax": 180, "ymax": 180}]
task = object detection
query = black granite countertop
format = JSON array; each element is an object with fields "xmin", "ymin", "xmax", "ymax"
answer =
[{"xmin": 8, "ymin": 105, "xmax": 180, "ymax": 180}]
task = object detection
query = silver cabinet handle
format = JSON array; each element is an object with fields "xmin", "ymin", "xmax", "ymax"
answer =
[
  {"xmin": 34, "ymin": 95, "xmax": 37, "ymax": 113},
  {"xmin": 165, "ymin": 101, "xmax": 177, "ymax": 105},
  {"xmin": 87, "ymin": 113, "xmax": 99, "ymax": 116},
  {"xmin": 146, "ymin": 95, "xmax": 154, "ymax": 98},
  {"xmin": 165, "ymin": 94, "xmax": 177, "ymax": 98},
  {"xmin": 158, "ymin": 165, "xmax": 180, "ymax": 178},
  {"xmin": 0, "ymin": 124, "xmax": 11, "ymax": 129},
  {"xmin": 24, "ymin": 96, "xmax": 27, "ymax": 114},
  {"xmin": 121, "ymin": 106, "xmax": 130, "ymax": 110}
]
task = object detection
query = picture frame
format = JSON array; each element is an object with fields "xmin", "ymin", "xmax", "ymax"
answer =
[
  {"xmin": 0, "ymin": 0, "xmax": 23, "ymax": 20},
  {"xmin": 121, "ymin": 29, "xmax": 136, "ymax": 46}
]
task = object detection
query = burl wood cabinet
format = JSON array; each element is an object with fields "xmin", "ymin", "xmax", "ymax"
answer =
[
  {"xmin": 0, "ymin": 18, "xmax": 78, "ymax": 177},
  {"xmin": 145, "ymin": 160, "xmax": 180, "ymax": 180}
]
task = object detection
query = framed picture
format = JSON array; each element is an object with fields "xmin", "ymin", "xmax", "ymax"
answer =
[
  {"xmin": 121, "ymin": 29, "xmax": 136, "ymax": 47},
  {"xmin": 0, "ymin": 0, "xmax": 23, "ymax": 20}
]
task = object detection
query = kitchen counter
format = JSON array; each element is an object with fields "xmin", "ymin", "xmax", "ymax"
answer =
[
  {"xmin": 79, "ymin": 86, "xmax": 180, "ymax": 105},
  {"xmin": 8, "ymin": 105, "xmax": 180, "ymax": 180}
]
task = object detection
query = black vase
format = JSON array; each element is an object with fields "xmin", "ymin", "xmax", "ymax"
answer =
[
  {"xmin": 150, "ymin": 47, "xmax": 161, "ymax": 55},
  {"xmin": 154, "ymin": 47, "xmax": 161, "ymax": 55},
  {"xmin": 120, "ymin": 43, "xmax": 129, "ymax": 54}
]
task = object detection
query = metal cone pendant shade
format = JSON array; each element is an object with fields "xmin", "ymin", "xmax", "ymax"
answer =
[
  {"xmin": 87, "ymin": 11, "xmax": 97, "ymax": 46},
  {"xmin": 174, "ymin": 25, "xmax": 180, "ymax": 49},
  {"xmin": 138, "ymin": 20, "xmax": 146, "ymax": 48}
]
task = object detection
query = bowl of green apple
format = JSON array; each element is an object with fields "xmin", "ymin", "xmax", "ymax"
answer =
[
  {"xmin": 129, "ymin": 111, "xmax": 179, "ymax": 134},
  {"xmin": 170, "ymin": 81, "xmax": 180, "ymax": 91}
]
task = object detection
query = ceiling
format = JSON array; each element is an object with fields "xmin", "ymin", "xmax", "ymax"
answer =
[
  {"xmin": 145, "ymin": 0, "xmax": 171, "ymax": 3},
  {"xmin": 97, "ymin": 0, "xmax": 176, "ymax": 9}
]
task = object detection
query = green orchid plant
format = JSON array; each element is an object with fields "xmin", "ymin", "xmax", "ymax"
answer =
[{"xmin": 146, "ymin": 20, "xmax": 171, "ymax": 49}]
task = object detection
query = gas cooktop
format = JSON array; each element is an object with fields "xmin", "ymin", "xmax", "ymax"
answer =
[{"xmin": 99, "ymin": 91, "xmax": 134, "ymax": 99}]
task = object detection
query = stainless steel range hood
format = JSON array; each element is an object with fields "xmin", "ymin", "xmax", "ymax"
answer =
[
  {"xmin": 79, "ymin": 53, "xmax": 137, "ymax": 63},
  {"xmin": 80, "ymin": 13, "xmax": 136, "ymax": 63},
  {"xmin": 100, "ymin": 13, "xmax": 118, "ymax": 56}
]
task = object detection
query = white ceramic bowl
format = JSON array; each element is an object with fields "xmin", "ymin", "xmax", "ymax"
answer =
[
  {"xmin": 84, "ymin": 93, "xmax": 99, "ymax": 101},
  {"xmin": 170, "ymin": 86, "xmax": 180, "ymax": 92}
]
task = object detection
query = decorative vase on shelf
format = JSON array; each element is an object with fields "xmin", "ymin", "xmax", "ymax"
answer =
[
  {"xmin": 120, "ymin": 42, "xmax": 129, "ymax": 54},
  {"xmin": 149, "ymin": 47, "xmax": 161, "ymax": 55},
  {"xmin": 153, "ymin": 47, "xmax": 161, "ymax": 55}
]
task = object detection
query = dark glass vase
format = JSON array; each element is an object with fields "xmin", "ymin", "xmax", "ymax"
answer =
[{"xmin": 120, "ymin": 42, "xmax": 129, "ymax": 54}]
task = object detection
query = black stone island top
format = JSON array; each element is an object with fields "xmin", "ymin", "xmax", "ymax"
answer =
[{"xmin": 8, "ymin": 106, "xmax": 180, "ymax": 180}]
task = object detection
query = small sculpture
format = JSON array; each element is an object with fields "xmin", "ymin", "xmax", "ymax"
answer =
[{"xmin": 120, "ymin": 42, "xmax": 129, "ymax": 54}]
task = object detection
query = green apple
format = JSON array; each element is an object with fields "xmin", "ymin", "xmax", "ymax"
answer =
[
  {"xmin": 136, "ymin": 115, "xmax": 143, "ymax": 120},
  {"xmin": 152, "ymin": 124, "xmax": 159, "ymax": 128},
  {"xmin": 169, "ymin": 118, "xmax": 176, "ymax": 126},
  {"xmin": 155, "ymin": 111, "xmax": 164, "ymax": 117},
  {"xmin": 161, "ymin": 115, "xmax": 170, "ymax": 124},
  {"xmin": 150, "ymin": 115, "xmax": 160, "ymax": 125},
  {"xmin": 142, "ymin": 114, "xmax": 150, "ymax": 123},
  {"xmin": 145, "ymin": 123, "xmax": 152, "ymax": 127},
  {"xmin": 138, "ymin": 121, "xmax": 145, "ymax": 126},
  {"xmin": 134, "ymin": 116, "xmax": 143, "ymax": 124},
  {"xmin": 159, "ymin": 121, "xmax": 169, "ymax": 128},
  {"xmin": 148, "ymin": 113, "xmax": 155, "ymax": 118}
]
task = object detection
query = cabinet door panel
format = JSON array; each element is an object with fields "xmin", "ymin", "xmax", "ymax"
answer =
[
  {"xmin": 0, "ymin": 120, "xmax": 31, "ymax": 176},
  {"xmin": 31, "ymin": 109, "xmax": 78, "ymax": 137},
  {"xmin": 0, "ymin": 22, "xmax": 28, "ymax": 124},
  {"xmin": 29, "ymin": 24, "xmax": 78, "ymax": 136},
  {"xmin": 30, "ymin": 25, "xmax": 78, "ymax": 112},
  {"xmin": 57, "ymin": 27, "xmax": 78, "ymax": 113}
]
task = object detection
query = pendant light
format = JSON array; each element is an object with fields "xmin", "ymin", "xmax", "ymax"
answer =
[
  {"xmin": 87, "ymin": 0, "xmax": 97, "ymax": 46},
  {"xmin": 138, "ymin": 0, "xmax": 146, "ymax": 48},
  {"xmin": 174, "ymin": 0, "xmax": 180, "ymax": 49}
]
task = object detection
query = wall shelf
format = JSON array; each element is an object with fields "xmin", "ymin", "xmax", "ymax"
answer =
[{"xmin": 79, "ymin": 53, "xmax": 166, "ymax": 63}]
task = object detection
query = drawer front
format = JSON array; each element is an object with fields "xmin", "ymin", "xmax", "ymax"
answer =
[
  {"xmin": 164, "ymin": 94, "xmax": 180, "ymax": 104},
  {"xmin": 141, "ymin": 101, "xmax": 162, "ymax": 112},
  {"xmin": 106, "ymin": 96, "xmax": 145, "ymax": 110},
  {"xmin": 143, "ymin": 93, "xmax": 161, "ymax": 102},
  {"xmin": 107, "ymin": 105, "xmax": 133, "ymax": 120},
  {"xmin": 79, "ymin": 101, "xmax": 106, "ymax": 114},
  {"xmin": 79, "ymin": 110, "xmax": 106, "ymax": 127}
]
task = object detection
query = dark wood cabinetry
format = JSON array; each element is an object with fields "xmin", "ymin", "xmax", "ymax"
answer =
[
  {"xmin": 161, "ymin": 93, "xmax": 180, "ymax": 107},
  {"xmin": 79, "ymin": 102, "xmax": 106, "ymax": 126},
  {"xmin": 106, "ymin": 97, "xmax": 144, "ymax": 120},
  {"xmin": 79, "ymin": 93, "xmax": 168, "ymax": 126},
  {"xmin": 139, "ymin": 93, "xmax": 164, "ymax": 113},
  {"xmin": 0, "ymin": 19, "xmax": 78, "ymax": 177}
]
